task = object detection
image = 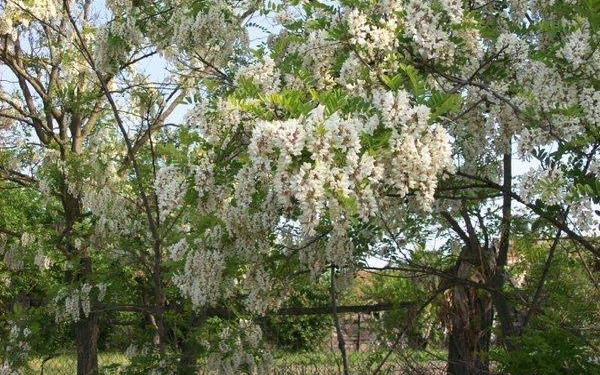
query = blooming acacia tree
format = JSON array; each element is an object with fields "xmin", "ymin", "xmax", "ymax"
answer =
[
  {"xmin": 0, "ymin": 0, "xmax": 599, "ymax": 374},
  {"xmin": 0, "ymin": 0, "xmax": 257, "ymax": 374},
  {"xmin": 176, "ymin": 0, "xmax": 599, "ymax": 373}
]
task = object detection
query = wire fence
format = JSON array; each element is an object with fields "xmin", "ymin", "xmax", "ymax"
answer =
[
  {"xmin": 28, "ymin": 353, "xmax": 447, "ymax": 375},
  {"xmin": 30, "ymin": 353, "xmax": 122, "ymax": 375}
]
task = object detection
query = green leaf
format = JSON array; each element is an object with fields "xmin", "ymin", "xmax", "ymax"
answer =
[
  {"xmin": 428, "ymin": 92, "xmax": 461, "ymax": 122},
  {"xmin": 381, "ymin": 73, "xmax": 404, "ymax": 91},
  {"xmin": 398, "ymin": 63, "xmax": 425, "ymax": 96}
]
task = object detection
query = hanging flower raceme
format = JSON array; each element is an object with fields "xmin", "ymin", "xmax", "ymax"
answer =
[{"xmin": 154, "ymin": 165, "xmax": 187, "ymax": 221}]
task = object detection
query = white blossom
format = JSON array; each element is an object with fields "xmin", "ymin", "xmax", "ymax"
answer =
[
  {"xmin": 173, "ymin": 248, "xmax": 225, "ymax": 309},
  {"xmin": 3, "ymin": 244, "xmax": 23, "ymax": 272},
  {"xmin": 559, "ymin": 23, "xmax": 591, "ymax": 69},
  {"xmin": 235, "ymin": 56, "xmax": 281, "ymax": 94},
  {"xmin": 34, "ymin": 250, "xmax": 52, "ymax": 270},
  {"xmin": 154, "ymin": 165, "xmax": 187, "ymax": 220}
]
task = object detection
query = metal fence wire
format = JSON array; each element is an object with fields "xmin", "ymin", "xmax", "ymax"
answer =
[{"xmin": 28, "ymin": 353, "xmax": 446, "ymax": 375}]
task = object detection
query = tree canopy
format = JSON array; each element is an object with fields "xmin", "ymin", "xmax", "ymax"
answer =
[{"xmin": 0, "ymin": 0, "xmax": 598, "ymax": 374}]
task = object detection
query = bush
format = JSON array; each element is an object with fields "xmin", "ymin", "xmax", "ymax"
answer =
[{"xmin": 493, "ymin": 323, "xmax": 600, "ymax": 375}]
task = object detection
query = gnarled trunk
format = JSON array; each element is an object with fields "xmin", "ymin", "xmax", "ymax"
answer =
[
  {"xmin": 447, "ymin": 285, "xmax": 493, "ymax": 375},
  {"xmin": 445, "ymin": 245, "xmax": 495, "ymax": 375}
]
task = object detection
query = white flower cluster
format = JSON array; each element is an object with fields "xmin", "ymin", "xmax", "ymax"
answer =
[
  {"xmin": 519, "ymin": 165, "xmax": 569, "ymax": 206},
  {"xmin": 517, "ymin": 128, "xmax": 549, "ymax": 158},
  {"xmin": 235, "ymin": 56, "xmax": 281, "ymax": 94},
  {"xmin": 168, "ymin": 3, "xmax": 245, "ymax": 66},
  {"xmin": 403, "ymin": 0, "xmax": 457, "ymax": 64},
  {"xmin": 154, "ymin": 165, "xmax": 187, "ymax": 220},
  {"xmin": 168, "ymin": 239, "xmax": 188, "ymax": 262},
  {"xmin": 326, "ymin": 226, "xmax": 355, "ymax": 267},
  {"xmin": 516, "ymin": 61, "xmax": 578, "ymax": 113},
  {"xmin": 558, "ymin": 23, "xmax": 591, "ymax": 69},
  {"xmin": 292, "ymin": 29, "xmax": 338, "ymax": 89},
  {"xmin": 239, "ymin": 89, "xmax": 452, "ymax": 244},
  {"xmin": 34, "ymin": 250, "xmax": 52, "ymax": 270},
  {"xmin": 37, "ymin": 176, "xmax": 53, "ymax": 204},
  {"xmin": 207, "ymin": 321, "xmax": 271, "ymax": 375},
  {"xmin": 347, "ymin": 9, "xmax": 398, "ymax": 56},
  {"xmin": 193, "ymin": 153, "xmax": 219, "ymax": 213},
  {"xmin": 93, "ymin": 16, "xmax": 144, "ymax": 73},
  {"xmin": 455, "ymin": 28, "xmax": 485, "ymax": 75},
  {"xmin": 83, "ymin": 185, "xmax": 131, "ymax": 236},
  {"xmin": 570, "ymin": 199, "xmax": 598, "ymax": 235},
  {"xmin": 338, "ymin": 54, "xmax": 368, "ymax": 96},
  {"xmin": 244, "ymin": 265, "xmax": 279, "ymax": 316},
  {"xmin": 496, "ymin": 32, "xmax": 529, "ymax": 61},
  {"xmin": 172, "ymin": 248, "xmax": 225, "ymax": 309},
  {"xmin": 7, "ymin": 323, "xmax": 31, "ymax": 360},
  {"xmin": 53, "ymin": 283, "xmax": 106, "ymax": 323},
  {"xmin": 0, "ymin": 361, "xmax": 21, "ymax": 375},
  {"xmin": 123, "ymin": 343, "xmax": 151, "ymax": 360},
  {"xmin": 372, "ymin": 89, "xmax": 421, "ymax": 129},
  {"xmin": 0, "ymin": 323, "xmax": 31, "ymax": 375},
  {"xmin": 298, "ymin": 239, "xmax": 327, "ymax": 279},
  {"xmin": 187, "ymin": 98, "xmax": 242, "ymax": 145},
  {"xmin": 0, "ymin": 0, "xmax": 58, "ymax": 40},
  {"xmin": 3, "ymin": 244, "xmax": 23, "ymax": 272},
  {"xmin": 220, "ymin": 186, "xmax": 279, "ymax": 261},
  {"xmin": 388, "ymin": 123, "xmax": 454, "ymax": 209},
  {"xmin": 245, "ymin": 108, "xmax": 380, "ymax": 235},
  {"xmin": 580, "ymin": 87, "xmax": 600, "ymax": 128},
  {"xmin": 20, "ymin": 233, "xmax": 34, "ymax": 247},
  {"xmin": 439, "ymin": 0, "xmax": 464, "ymax": 24}
]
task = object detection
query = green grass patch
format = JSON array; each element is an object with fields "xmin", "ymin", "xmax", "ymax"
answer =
[{"xmin": 29, "ymin": 353, "xmax": 128, "ymax": 374}]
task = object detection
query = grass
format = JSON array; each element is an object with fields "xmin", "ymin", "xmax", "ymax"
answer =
[
  {"xmin": 29, "ymin": 353, "xmax": 128, "ymax": 374},
  {"xmin": 26, "ymin": 348, "xmax": 448, "ymax": 374}
]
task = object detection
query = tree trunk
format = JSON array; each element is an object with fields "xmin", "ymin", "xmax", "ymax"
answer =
[
  {"xmin": 76, "ymin": 313, "xmax": 99, "ymax": 375},
  {"xmin": 61, "ymin": 179, "xmax": 99, "ymax": 375},
  {"xmin": 447, "ymin": 287, "xmax": 493, "ymax": 375},
  {"xmin": 446, "ymin": 246, "xmax": 494, "ymax": 375},
  {"xmin": 74, "ymin": 253, "xmax": 99, "ymax": 375},
  {"xmin": 152, "ymin": 240, "xmax": 167, "ymax": 353},
  {"xmin": 491, "ymin": 151, "xmax": 517, "ymax": 344}
]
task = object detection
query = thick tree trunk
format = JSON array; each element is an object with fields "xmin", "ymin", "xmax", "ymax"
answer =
[
  {"xmin": 74, "ymin": 254, "xmax": 99, "ymax": 375},
  {"xmin": 446, "ymin": 245, "xmax": 494, "ymax": 375},
  {"xmin": 76, "ymin": 314, "xmax": 99, "ymax": 375},
  {"xmin": 447, "ymin": 287, "xmax": 493, "ymax": 375},
  {"xmin": 62, "ymin": 177, "xmax": 99, "ymax": 375}
]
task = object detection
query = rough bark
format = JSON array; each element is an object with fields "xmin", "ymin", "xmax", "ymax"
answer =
[
  {"xmin": 76, "ymin": 313, "xmax": 99, "ymax": 375},
  {"xmin": 445, "ymin": 244, "xmax": 495, "ymax": 375},
  {"xmin": 73, "ymin": 252, "xmax": 99, "ymax": 375},
  {"xmin": 447, "ymin": 283, "xmax": 493, "ymax": 375},
  {"xmin": 62, "ymin": 169, "xmax": 99, "ymax": 375}
]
